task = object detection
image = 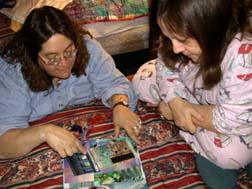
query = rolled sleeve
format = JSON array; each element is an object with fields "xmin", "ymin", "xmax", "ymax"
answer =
[{"xmin": 85, "ymin": 37, "xmax": 137, "ymax": 110}]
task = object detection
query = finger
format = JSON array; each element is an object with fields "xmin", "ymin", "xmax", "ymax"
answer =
[
  {"xmin": 78, "ymin": 146, "xmax": 86, "ymax": 154},
  {"xmin": 138, "ymin": 118, "xmax": 142, "ymax": 125},
  {"xmin": 133, "ymin": 118, "xmax": 142, "ymax": 133},
  {"xmin": 160, "ymin": 111, "xmax": 173, "ymax": 120},
  {"xmin": 132, "ymin": 125, "xmax": 141, "ymax": 136},
  {"xmin": 158, "ymin": 101, "xmax": 166, "ymax": 107},
  {"xmin": 160, "ymin": 114, "xmax": 165, "ymax": 119},
  {"xmin": 58, "ymin": 148, "xmax": 67, "ymax": 158},
  {"xmin": 177, "ymin": 124, "xmax": 186, "ymax": 131},
  {"xmin": 186, "ymin": 120, "xmax": 197, "ymax": 133},
  {"xmin": 191, "ymin": 109, "xmax": 204, "ymax": 121},
  {"xmin": 64, "ymin": 146, "xmax": 74, "ymax": 157},
  {"xmin": 159, "ymin": 104, "xmax": 173, "ymax": 120},
  {"xmin": 123, "ymin": 125, "xmax": 141, "ymax": 144},
  {"xmin": 128, "ymin": 131, "xmax": 140, "ymax": 144},
  {"xmin": 71, "ymin": 146, "xmax": 79, "ymax": 154},
  {"xmin": 75, "ymin": 140, "xmax": 86, "ymax": 154},
  {"xmin": 114, "ymin": 125, "xmax": 120, "ymax": 138},
  {"xmin": 183, "ymin": 111, "xmax": 197, "ymax": 133},
  {"xmin": 179, "ymin": 126, "xmax": 186, "ymax": 131},
  {"xmin": 136, "ymin": 121, "xmax": 142, "ymax": 129}
]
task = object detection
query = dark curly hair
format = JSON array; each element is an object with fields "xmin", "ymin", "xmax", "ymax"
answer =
[
  {"xmin": 1, "ymin": 6, "xmax": 91, "ymax": 92},
  {"xmin": 157, "ymin": 0, "xmax": 252, "ymax": 89}
]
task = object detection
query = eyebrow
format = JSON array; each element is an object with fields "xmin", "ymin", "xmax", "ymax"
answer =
[{"xmin": 43, "ymin": 42, "xmax": 74, "ymax": 57}]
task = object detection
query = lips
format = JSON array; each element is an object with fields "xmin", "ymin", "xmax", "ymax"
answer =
[
  {"xmin": 57, "ymin": 66, "xmax": 69, "ymax": 71},
  {"xmin": 182, "ymin": 52, "xmax": 191, "ymax": 57},
  {"xmin": 56, "ymin": 63, "xmax": 73, "ymax": 72},
  {"xmin": 183, "ymin": 53, "xmax": 193, "ymax": 60}
]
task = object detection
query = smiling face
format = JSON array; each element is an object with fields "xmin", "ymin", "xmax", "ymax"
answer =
[
  {"xmin": 38, "ymin": 33, "xmax": 77, "ymax": 81},
  {"xmin": 158, "ymin": 19, "xmax": 202, "ymax": 63}
]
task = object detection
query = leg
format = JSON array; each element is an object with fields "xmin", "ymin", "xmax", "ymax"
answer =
[
  {"xmin": 195, "ymin": 154, "xmax": 239, "ymax": 189},
  {"xmin": 246, "ymin": 162, "xmax": 252, "ymax": 178}
]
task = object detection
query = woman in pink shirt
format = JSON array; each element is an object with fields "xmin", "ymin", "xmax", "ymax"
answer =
[{"xmin": 133, "ymin": 0, "xmax": 252, "ymax": 188}]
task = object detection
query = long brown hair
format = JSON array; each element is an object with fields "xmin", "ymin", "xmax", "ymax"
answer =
[
  {"xmin": 157, "ymin": 0, "xmax": 252, "ymax": 89},
  {"xmin": 2, "ymin": 6, "xmax": 91, "ymax": 92}
]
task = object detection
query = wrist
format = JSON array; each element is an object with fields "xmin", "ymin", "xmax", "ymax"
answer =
[
  {"xmin": 112, "ymin": 100, "xmax": 129, "ymax": 109},
  {"xmin": 38, "ymin": 124, "xmax": 51, "ymax": 142},
  {"xmin": 110, "ymin": 94, "xmax": 129, "ymax": 109}
]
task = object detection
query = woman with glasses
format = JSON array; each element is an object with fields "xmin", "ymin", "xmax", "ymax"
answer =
[
  {"xmin": 0, "ymin": 6, "xmax": 141, "ymax": 159},
  {"xmin": 133, "ymin": 0, "xmax": 252, "ymax": 188}
]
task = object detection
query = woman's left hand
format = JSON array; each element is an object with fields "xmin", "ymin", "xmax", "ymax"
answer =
[
  {"xmin": 169, "ymin": 97, "xmax": 204, "ymax": 133},
  {"xmin": 159, "ymin": 101, "xmax": 173, "ymax": 120},
  {"xmin": 113, "ymin": 105, "xmax": 141, "ymax": 144}
]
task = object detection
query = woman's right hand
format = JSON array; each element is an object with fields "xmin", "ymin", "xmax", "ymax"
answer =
[{"xmin": 40, "ymin": 124, "xmax": 86, "ymax": 158}]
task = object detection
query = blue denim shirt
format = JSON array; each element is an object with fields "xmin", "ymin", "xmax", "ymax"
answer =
[{"xmin": 0, "ymin": 36, "xmax": 137, "ymax": 135}]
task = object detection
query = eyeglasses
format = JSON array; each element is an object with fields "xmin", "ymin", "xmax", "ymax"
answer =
[{"xmin": 39, "ymin": 49, "xmax": 78, "ymax": 66}]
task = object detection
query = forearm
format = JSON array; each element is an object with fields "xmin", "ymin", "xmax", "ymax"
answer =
[
  {"xmin": 191, "ymin": 104, "xmax": 219, "ymax": 133},
  {"xmin": 0, "ymin": 125, "xmax": 46, "ymax": 159},
  {"xmin": 166, "ymin": 97, "xmax": 218, "ymax": 133}
]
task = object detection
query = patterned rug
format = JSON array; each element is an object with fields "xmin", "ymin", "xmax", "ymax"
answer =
[{"xmin": 0, "ymin": 100, "xmax": 206, "ymax": 189}]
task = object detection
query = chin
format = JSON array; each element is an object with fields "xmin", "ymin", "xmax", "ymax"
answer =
[
  {"xmin": 190, "ymin": 60, "xmax": 197, "ymax": 64},
  {"xmin": 62, "ymin": 75, "xmax": 71, "ymax": 80},
  {"xmin": 191, "ymin": 57, "xmax": 200, "ymax": 64},
  {"xmin": 58, "ymin": 72, "xmax": 71, "ymax": 79}
]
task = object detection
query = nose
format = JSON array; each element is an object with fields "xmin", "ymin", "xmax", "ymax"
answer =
[
  {"xmin": 57, "ymin": 56, "xmax": 69, "ymax": 66},
  {"xmin": 172, "ymin": 40, "xmax": 184, "ymax": 54}
]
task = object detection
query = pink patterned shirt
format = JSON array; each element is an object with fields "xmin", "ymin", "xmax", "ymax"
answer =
[{"xmin": 133, "ymin": 34, "xmax": 252, "ymax": 169}]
